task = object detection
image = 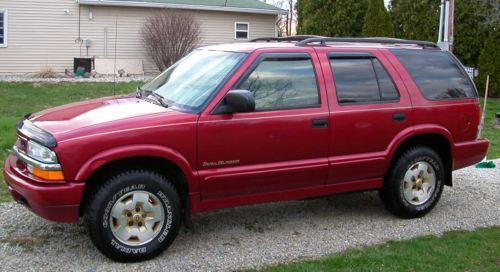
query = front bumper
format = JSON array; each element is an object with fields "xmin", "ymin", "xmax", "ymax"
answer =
[
  {"xmin": 3, "ymin": 154, "xmax": 85, "ymax": 222},
  {"xmin": 453, "ymin": 139, "xmax": 490, "ymax": 170}
]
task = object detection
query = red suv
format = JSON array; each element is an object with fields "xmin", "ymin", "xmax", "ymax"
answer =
[{"xmin": 3, "ymin": 37, "xmax": 489, "ymax": 262}]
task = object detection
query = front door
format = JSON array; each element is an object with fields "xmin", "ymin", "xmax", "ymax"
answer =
[{"xmin": 197, "ymin": 49, "xmax": 330, "ymax": 200}]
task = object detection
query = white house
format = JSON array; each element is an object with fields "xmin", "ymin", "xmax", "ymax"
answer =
[{"xmin": 0, "ymin": 0, "xmax": 285, "ymax": 75}]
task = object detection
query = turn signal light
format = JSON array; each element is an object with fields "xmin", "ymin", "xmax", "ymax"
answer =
[{"xmin": 32, "ymin": 167, "xmax": 65, "ymax": 181}]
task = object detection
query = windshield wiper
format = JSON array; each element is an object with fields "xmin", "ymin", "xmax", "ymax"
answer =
[{"xmin": 136, "ymin": 87, "xmax": 169, "ymax": 108}]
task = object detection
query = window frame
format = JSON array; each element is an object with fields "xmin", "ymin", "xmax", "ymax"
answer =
[
  {"xmin": 230, "ymin": 52, "xmax": 322, "ymax": 112},
  {"xmin": 0, "ymin": 9, "xmax": 7, "ymax": 48},
  {"xmin": 234, "ymin": 22, "xmax": 250, "ymax": 40},
  {"xmin": 328, "ymin": 53, "xmax": 400, "ymax": 106}
]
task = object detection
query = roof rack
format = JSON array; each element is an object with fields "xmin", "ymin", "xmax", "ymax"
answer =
[
  {"xmin": 250, "ymin": 35, "xmax": 325, "ymax": 43},
  {"xmin": 296, "ymin": 37, "xmax": 438, "ymax": 48}
]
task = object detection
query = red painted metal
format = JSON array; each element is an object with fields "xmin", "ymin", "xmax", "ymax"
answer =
[
  {"xmin": 2, "ymin": 42, "xmax": 489, "ymax": 223},
  {"xmin": 3, "ymin": 155, "xmax": 84, "ymax": 222}
]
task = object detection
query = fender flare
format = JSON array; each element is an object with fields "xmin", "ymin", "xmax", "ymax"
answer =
[
  {"xmin": 74, "ymin": 144, "xmax": 197, "ymax": 192},
  {"xmin": 385, "ymin": 124, "xmax": 455, "ymax": 168}
]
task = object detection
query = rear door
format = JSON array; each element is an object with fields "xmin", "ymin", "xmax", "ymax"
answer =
[
  {"xmin": 316, "ymin": 48, "xmax": 413, "ymax": 183},
  {"xmin": 197, "ymin": 48, "xmax": 330, "ymax": 200}
]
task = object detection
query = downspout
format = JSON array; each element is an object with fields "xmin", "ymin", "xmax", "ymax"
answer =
[
  {"xmin": 104, "ymin": 27, "xmax": 108, "ymax": 57},
  {"xmin": 275, "ymin": 14, "xmax": 278, "ymax": 37},
  {"xmin": 438, "ymin": 0, "xmax": 444, "ymax": 44},
  {"xmin": 444, "ymin": 0, "xmax": 450, "ymax": 44}
]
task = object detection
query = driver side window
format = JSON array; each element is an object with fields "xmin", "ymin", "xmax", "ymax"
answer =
[{"xmin": 235, "ymin": 54, "xmax": 320, "ymax": 111}]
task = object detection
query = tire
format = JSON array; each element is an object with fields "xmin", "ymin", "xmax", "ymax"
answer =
[
  {"xmin": 84, "ymin": 170, "xmax": 181, "ymax": 262},
  {"xmin": 380, "ymin": 146, "xmax": 445, "ymax": 218}
]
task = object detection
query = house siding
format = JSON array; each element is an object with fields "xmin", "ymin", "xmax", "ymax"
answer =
[{"xmin": 0, "ymin": 0, "xmax": 276, "ymax": 75}]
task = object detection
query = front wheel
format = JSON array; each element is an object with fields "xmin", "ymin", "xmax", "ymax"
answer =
[
  {"xmin": 84, "ymin": 170, "xmax": 181, "ymax": 262},
  {"xmin": 380, "ymin": 146, "xmax": 445, "ymax": 218}
]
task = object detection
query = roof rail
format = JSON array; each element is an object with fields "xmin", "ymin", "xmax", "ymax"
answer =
[
  {"xmin": 250, "ymin": 35, "xmax": 325, "ymax": 43},
  {"xmin": 296, "ymin": 37, "xmax": 438, "ymax": 48}
]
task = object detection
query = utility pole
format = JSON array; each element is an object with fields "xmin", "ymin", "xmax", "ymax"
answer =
[{"xmin": 437, "ymin": 0, "xmax": 455, "ymax": 51}]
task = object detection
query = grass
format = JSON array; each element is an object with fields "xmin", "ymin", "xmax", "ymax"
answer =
[
  {"xmin": 0, "ymin": 82, "xmax": 140, "ymax": 202},
  {"xmin": 482, "ymin": 97, "xmax": 500, "ymax": 159},
  {"xmin": 0, "ymin": 82, "xmax": 498, "ymax": 270},
  {"xmin": 0, "ymin": 82, "xmax": 499, "ymax": 202},
  {"xmin": 0, "ymin": 83, "xmax": 498, "ymax": 203},
  {"xmin": 252, "ymin": 227, "xmax": 500, "ymax": 272}
]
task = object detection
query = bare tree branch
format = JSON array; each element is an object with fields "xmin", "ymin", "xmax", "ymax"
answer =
[{"xmin": 142, "ymin": 10, "xmax": 201, "ymax": 71}]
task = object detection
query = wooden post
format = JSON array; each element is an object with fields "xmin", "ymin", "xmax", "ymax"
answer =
[{"xmin": 478, "ymin": 75, "xmax": 490, "ymax": 139}]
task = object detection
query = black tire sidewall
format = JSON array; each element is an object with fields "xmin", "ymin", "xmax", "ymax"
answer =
[
  {"xmin": 382, "ymin": 147, "xmax": 446, "ymax": 218},
  {"xmin": 86, "ymin": 171, "xmax": 181, "ymax": 262},
  {"xmin": 395, "ymin": 152, "xmax": 444, "ymax": 214}
]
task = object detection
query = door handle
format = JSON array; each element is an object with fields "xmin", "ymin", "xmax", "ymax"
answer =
[
  {"xmin": 392, "ymin": 112, "xmax": 406, "ymax": 122},
  {"xmin": 312, "ymin": 119, "xmax": 329, "ymax": 128}
]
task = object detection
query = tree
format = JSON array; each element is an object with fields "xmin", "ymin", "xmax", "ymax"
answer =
[
  {"xmin": 362, "ymin": 0, "xmax": 394, "ymax": 37},
  {"xmin": 297, "ymin": 0, "xmax": 369, "ymax": 37},
  {"xmin": 476, "ymin": 32, "xmax": 499, "ymax": 97},
  {"xmin": 142, "ymin": 10, "xmax": 200, "ymax": 71},
  {"xmin": 269, "ymin": 0, "xmax": 297, "ymax": 36},
  {"xmin": 453, "ymin": 0, "xmax": 490, "ymax": 66},
  {"xmin": 390, "ymin": 0, "xmax": 440, "ymax": 42}
]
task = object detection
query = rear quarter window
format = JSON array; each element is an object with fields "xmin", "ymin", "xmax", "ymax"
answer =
[{"xmin": 391, "ymin": 49, "xmax": 477, "ymax": 100}]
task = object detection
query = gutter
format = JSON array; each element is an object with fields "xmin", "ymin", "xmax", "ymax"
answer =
[{"xmin": 77, "ymin": 0, "xmax": 288, "ymax": 15}]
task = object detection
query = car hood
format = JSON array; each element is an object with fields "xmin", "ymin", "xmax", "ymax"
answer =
[{"xmin": 27, "ymin": 96, "xmax": 175, "ymax": 136}]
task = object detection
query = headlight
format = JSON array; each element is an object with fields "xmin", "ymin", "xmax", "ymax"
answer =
[{"xmin": 27, "ymin": 140, "xmax": 58, "ymax": 163}]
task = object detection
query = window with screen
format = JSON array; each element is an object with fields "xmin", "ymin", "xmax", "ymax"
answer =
[
  {"xmin": 235, "ymin": 22, "xmax": 249, "ymax": 40},
  {"xmin": 330, "ymin": 57, "xmax": 399, "ymax": 104},
  {"xmin": 391, "ymin": 49, "xmax": 477, "ymax": 100},
  {"xmin": 0, "ymin": 10, "xmax": 6, "ymax": 47},
  {"xmin": 236, "ymin": 54, "xmax": 320, "ymax": 110}
]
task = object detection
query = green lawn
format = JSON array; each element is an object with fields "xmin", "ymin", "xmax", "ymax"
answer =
[
  {"xmin": 0, "ymin": 82, "xmax": 139, "ymax": 202},
  {"xmin": 0, "ymin": 82, "xmax": 499, "ymax": 203},
  {"xmin": 0, "ymin": 82, "xmax": 498, "ymax": 271},
  {"xmin": 252, "ymin": 227, "xmax": 500, "ymax": 272},
  {"xmin": 482, "ymin": 97, "xmax": 500, "ymax": 160}
]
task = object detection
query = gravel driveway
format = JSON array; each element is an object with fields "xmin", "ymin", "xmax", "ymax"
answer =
[{"xmin": 1, "ymin": 161, "xmax": 499, "ymax": 272}]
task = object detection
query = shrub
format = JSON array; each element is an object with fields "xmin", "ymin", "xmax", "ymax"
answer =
[{"xmin": 33, "ymin": 68, "xmax": 59, "ymax": 79}]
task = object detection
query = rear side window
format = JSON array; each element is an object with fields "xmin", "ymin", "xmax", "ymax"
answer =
[
  {"xmin": 236, "ymin": 54, "xmax": 319, "ymax": 111},
  {"xmin": 330, "ymin": 57, "xmax": 399, "ymax": 104},
  {"xmin": 391, "ymin": 49, "xmax": 477, "ymax": 100}
]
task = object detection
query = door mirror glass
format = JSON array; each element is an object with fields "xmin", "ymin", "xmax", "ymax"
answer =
[{"xmin": 215, "ymin": 90, "xmax": 255, "ymax": 114}]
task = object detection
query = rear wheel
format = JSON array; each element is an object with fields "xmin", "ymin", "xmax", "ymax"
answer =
[
  {"xmin": 380, "ymin": 146, "xmax": 445, "ymax": 218},
  {"xmin": 84, "ymin": 170, "xmax": 181, "ymax": 262}
]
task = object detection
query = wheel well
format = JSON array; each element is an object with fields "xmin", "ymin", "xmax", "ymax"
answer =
[
  {"xmin": 79, "ymin": 156, "xmax": 189, "ymax": 216},
  {"xmin": 388, "ymin": 134, "xmax": 453, "ymax": 186}
]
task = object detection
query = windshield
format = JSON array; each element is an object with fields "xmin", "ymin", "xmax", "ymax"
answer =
[{"xmin": 141, "ymin": 50, "xmax": 246, "ymax": 112}]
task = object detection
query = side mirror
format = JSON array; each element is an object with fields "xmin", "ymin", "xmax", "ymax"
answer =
[{"xmin": 214, "ymin": 90, "xmax": 255, "ymax": 114}]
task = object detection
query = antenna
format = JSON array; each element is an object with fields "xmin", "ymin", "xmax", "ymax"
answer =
[{"xmin": 113, "ymin": 15, "xmax": 118, "ymax": 96}]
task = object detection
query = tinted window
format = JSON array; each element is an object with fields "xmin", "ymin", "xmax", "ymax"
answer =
[
  {"xmin": 237, "ymin": 55, "xmax": 319, "ymax": 110},
  {"xmin": 391, "ymin": 49, "xmax": 477, "ymax": 99},
  {"xmin": 330, "ymin": 58, "xmax": 399, "ymax": 104},
  {"xmin": 373, "ymin": 59, "xmax": 399, "ymax": 101}
]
